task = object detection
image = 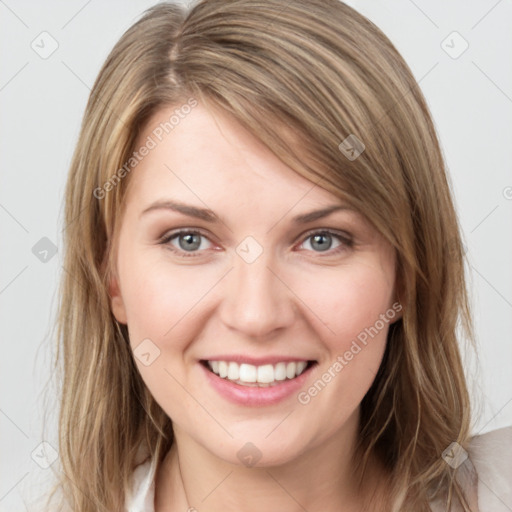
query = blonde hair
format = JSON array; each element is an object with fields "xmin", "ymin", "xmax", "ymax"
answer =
[{"xmin": 47, "ymin": 0, "xmax": 477, "ymax": 510}]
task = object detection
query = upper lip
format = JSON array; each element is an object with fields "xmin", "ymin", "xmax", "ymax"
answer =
[{"xmin": 200, "ymin": 355, "xmax": 316, "ymax": 366}]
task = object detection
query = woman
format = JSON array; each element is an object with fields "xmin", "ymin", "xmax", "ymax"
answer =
[{"xmin": 48, "ymin": 0, "xmax": 512, "ymax": 511}]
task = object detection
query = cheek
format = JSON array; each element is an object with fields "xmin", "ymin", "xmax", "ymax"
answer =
[
  {"xmin": 120, "ymin": 250, "xmax": 220, "ymax": 343},
  {"xmin": 119, "ymin": 252, "xmax": 218, "ymax": 415},
  {"xmin": 295, "ymin": 260, "xmax": 395, "ymax": 347},
  {"xmin": 293, "ymin": 261, "xmax": 394, "ymax": 401},
  {"xmin": 292, "ymin": 309, "xmax": 390, "ymax": 429}
]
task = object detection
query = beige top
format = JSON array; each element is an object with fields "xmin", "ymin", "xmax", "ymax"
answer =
[{"xmin": 125, "ymin": 425, "xmax": 512, "ymax": 511}]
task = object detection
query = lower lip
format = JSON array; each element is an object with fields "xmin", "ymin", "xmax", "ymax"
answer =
[{"xmin": 200, "ymin": 362, "xmax": 316, "ymax": 406}]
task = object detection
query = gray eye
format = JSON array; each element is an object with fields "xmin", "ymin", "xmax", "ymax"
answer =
[
  {"xmin": 177, "ymin": 233, "xmax": 202, "ymax": 251},
  {"xmin": 309, "ymin": 233, "xmax": 334, "ymax": 252}
]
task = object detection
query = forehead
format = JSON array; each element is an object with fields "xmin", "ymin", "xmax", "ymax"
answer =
[{"xmin": 125, "ymin": 102, "xmax": 344, "ymax": 213}]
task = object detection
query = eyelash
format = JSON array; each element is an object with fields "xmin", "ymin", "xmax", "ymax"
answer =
[{"xmin": 158, "ymin": 228, "xmax": 354, "ymax": 258}]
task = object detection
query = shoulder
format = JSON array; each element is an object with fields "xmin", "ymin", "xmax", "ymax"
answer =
[
  {"xmin": 428, "ymin": 425, "xmax": 512, "ymax": 512},
  {"xmin": 125, "ymin": 457, "xmax": 158, "ymax": 512},
  {"xmin": 467, "ymin": 425, "xmax": 512, "ymax": 511},
  {"xmin": 124, "ymin": 429, "xmax": 512, "ymax": 512},
  {"xmin": 468, "ymin": 424, "xmax": 512, "ymax": 460}
]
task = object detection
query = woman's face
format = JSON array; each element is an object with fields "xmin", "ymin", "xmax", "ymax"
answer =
[{"xmin": 109, "ymin": 101, "xmax": 400, "ymax": 466}]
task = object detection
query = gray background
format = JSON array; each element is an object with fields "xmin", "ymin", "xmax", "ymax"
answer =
[{"xmin": 1, "ymin": 0, "xmax": 511, "ymax": 510}]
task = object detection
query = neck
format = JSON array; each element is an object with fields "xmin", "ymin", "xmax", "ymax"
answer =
[{"xmin": 155, "ymin": 410, "xmax": 391, "ymax": 512}]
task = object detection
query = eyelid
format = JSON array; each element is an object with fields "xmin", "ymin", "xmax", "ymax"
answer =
[
  {"xmin": 295, "ymin": 227, "xmax": 353, "ymax": 246},
  {"xmin": 158, "ymin": 228, "xmax": 218, "ymax": 254}
]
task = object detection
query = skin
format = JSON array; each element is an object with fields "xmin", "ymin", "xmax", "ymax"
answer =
[{"xmin": 109, "ymin": 101, "xmax": 401, "ymax": 511}]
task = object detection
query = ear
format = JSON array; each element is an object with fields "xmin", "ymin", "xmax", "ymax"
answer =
[
  {"xmin": 392, "ymin": 300, "xmax": 403, "ymax": 322},
  {"xmin": 389, "ymin": 289, "xmax": 403, "ymax": 323},
  {"xmin": 390, "ymin": 266, "xmax": 403, "ymax": 323},
  {"xmin": 108, "ymin": 273, "xmax": 128, "ymax": 325}
]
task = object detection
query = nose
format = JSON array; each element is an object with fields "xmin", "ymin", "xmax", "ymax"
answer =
[{"xmin": 218, "ymin": 249, "xmax": 297, "ymax": 339}]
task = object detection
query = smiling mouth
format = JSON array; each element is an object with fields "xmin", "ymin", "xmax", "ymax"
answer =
[{"xmin": 200, "ymin": 359, "xmax": 317, "ymax": 387}]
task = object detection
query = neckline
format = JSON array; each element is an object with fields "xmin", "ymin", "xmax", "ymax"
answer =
[{"xmin": 130, "ymin": 427, "xmax": 512, "ymax": 511}]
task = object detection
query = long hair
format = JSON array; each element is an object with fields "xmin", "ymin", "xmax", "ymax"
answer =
[{"xmin": 47, "ymin": 1, "xmax": 477, "ymax": 510}]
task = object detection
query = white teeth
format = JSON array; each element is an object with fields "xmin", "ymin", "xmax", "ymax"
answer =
[
  {"xmin": 227, "ymin": 362, "xmax": 239, "ymax": 380},
  {"xmin": 218, "ymin": 361, "xmax": 228, "ymax": 378},
  {"xmin": 206, "ymin": 359, "xmax": 311, "ymax": 385},
  {"xmin": 296, "ymin": 361, "xmax": 307, "ymax": 375},
  {"xmin": 286, "ymin": 362, "xmax": 296, "ymax": 379},
  {"xmin": 257, "ymin": 364, "xmax": 274, "ymax": 383},
  {"xmin": 239, "ymin": 363, "xmax": 257, "ymax": 383},
  {"xmin": 274, "ymin": 362, "xmax": 287, "ymax": 381}
]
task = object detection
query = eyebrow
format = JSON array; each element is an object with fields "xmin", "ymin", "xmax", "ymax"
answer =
[{"xmin": 139, "ymin": 199, "xmax": 350, "ymax": 224}]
